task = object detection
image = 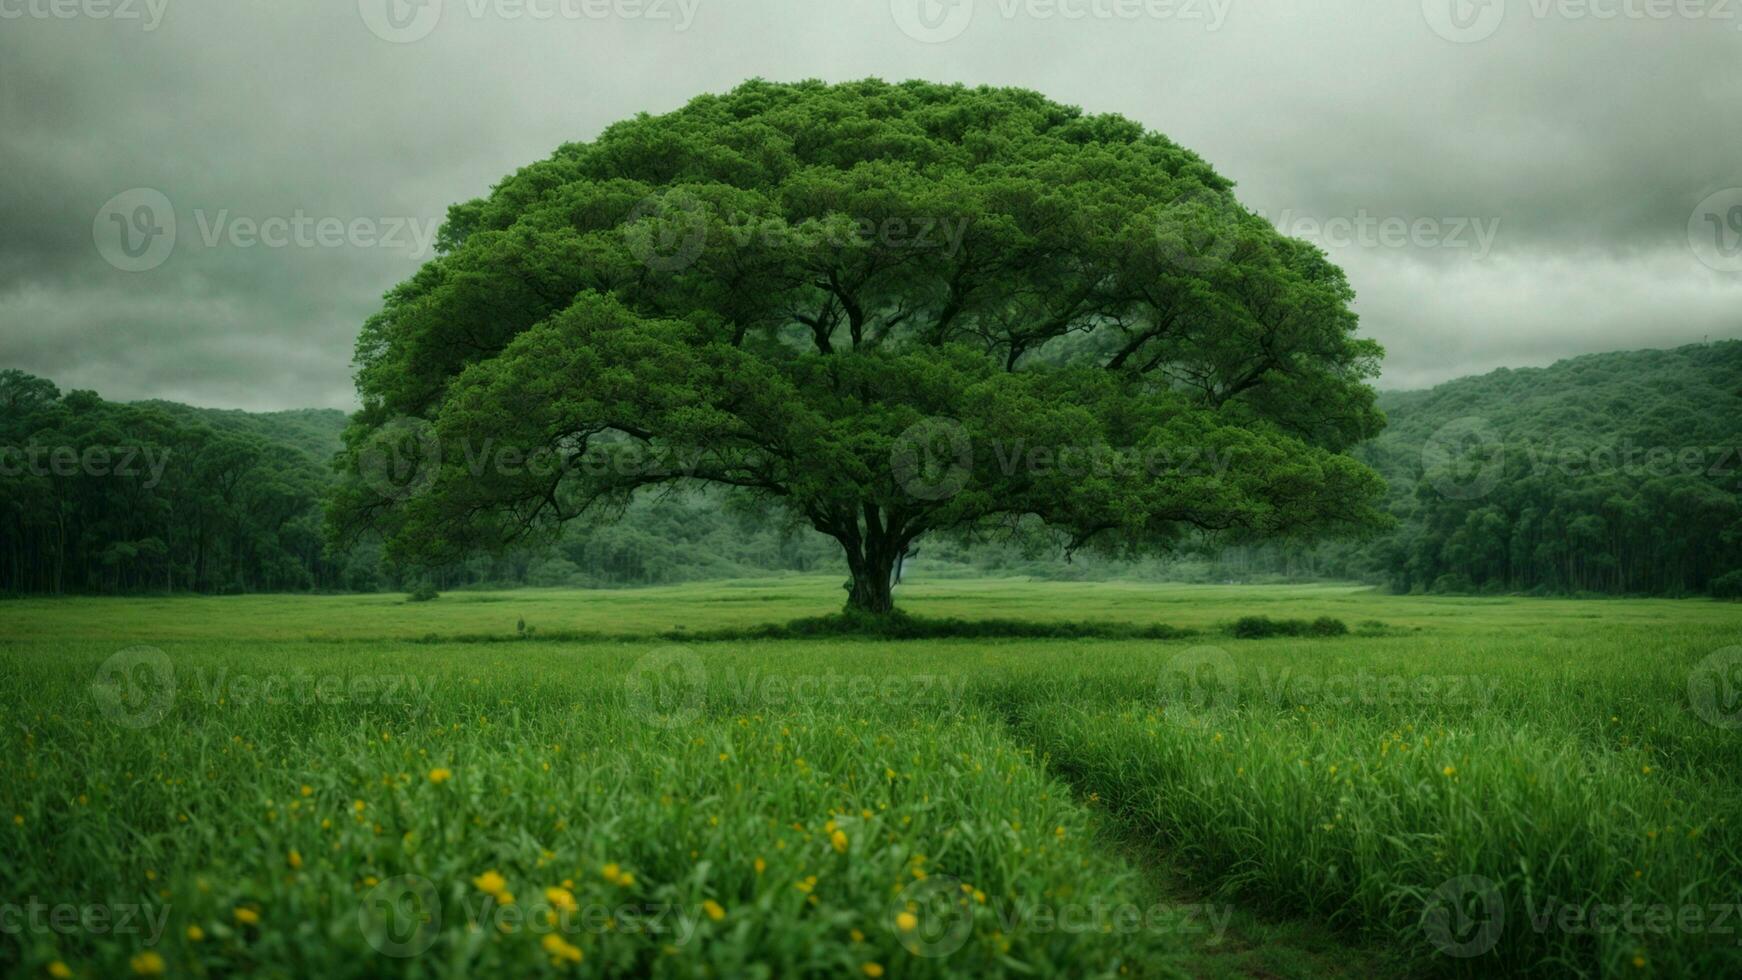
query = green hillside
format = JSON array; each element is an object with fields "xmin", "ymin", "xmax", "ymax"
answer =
[
  {"xmin": 131, "ymin": 401, "xmax": 349, "ymax": 460},
  {"xmin": 1360, "ymin": 341, "xmax": 1742, "ymax": 595}
]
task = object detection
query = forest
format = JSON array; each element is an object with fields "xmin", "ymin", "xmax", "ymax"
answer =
[
  {"xmin": 1363, "ymin": 341, "xmax": 1742, "ymax": 597},
  {"xmin": 0, "ymin": 370, "xmax": 344, "ymax": 594},
  {"xmin": 2, "ymin": 341, "xmax": 1739, "ymax": 597}
]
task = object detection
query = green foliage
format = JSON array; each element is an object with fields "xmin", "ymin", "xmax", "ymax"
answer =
[
  {"xmin": 1367, "ymin": 342, "xmax": 1742, "ymax": 597},
  {"xmin": 1311, "ymin": 615, "xmax": 1350, "ymax": 635},
  {"xmin": 536, "ymin": 490, "xmax": 840, "ymax": 587},
  {"xmin": 0, "ymin": 371, "xmax": 842, "ymax": 595},
  {"xmin": 1228, "ymin": 615, "xmax": 1347, "ymax": 638},
  {"xmin": 331, "ymin": 79, "xmax": 1387, "ymax": 613},
  {"xmin": 1712, "ymin": 569, "xmax": 1742, "ymax": 599},
  {"xmin": 0, "ymin": 370, "xmax": 346, "ymax": 594},
  {"xmin": 669, "ymin": 609, "xmax": 1192, "ymax": 642}
]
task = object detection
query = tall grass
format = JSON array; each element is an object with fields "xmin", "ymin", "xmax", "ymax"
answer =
[
  {"xmin": 3, "ymin": 581, "xmax": 1740, "ymax": 976},
  {"xmin": 1001, "ymin": 634, "xmax": 1742, "ymax": 976}
]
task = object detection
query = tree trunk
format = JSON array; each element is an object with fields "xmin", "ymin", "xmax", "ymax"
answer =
[
  {"xmin": 830, "ymin": 506, "xmax": 907, "ymax": 616},
  {"xmin": 845, "ymin": 562, "xmax": 895, "ymax": 614},
  {"xmin": 841, "ymin": 535, "xmax": 901, "ymax": 615}
]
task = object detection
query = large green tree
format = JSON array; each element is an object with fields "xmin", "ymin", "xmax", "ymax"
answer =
[{"xmin": 329, "ymin": 79, "xmax": 1387, "ymax": 614}]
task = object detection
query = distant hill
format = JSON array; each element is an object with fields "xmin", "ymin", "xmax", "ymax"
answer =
[
  {"xmin": 130, "ymin": 401, "xmax": 348, "ymax": 462},
  {"xmin": 1357, "ymin": 341, "xmax": 1742, "ymax": 595},
  {"xmin": 1375, "ymin": 340, "xmax": 1742, "ymax": 467}
]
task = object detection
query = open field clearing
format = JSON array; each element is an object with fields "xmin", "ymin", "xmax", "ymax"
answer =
[
  {"xmin": 6, "ymin": 577, "xmax": 1736, "ymax": 643},
  {"xmin": 4, "ymin": 581, "xmax": 1741, "ymax": 977}
]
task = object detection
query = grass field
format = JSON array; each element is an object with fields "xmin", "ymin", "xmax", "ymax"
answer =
[{"xmin": 4, "ymin": 578, "xmax": 1741, "ymax": 977}]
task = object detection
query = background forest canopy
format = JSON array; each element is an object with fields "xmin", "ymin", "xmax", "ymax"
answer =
[{"xmin": 2, "ymin": 340, "xmax": 1740, "ymax": 598}]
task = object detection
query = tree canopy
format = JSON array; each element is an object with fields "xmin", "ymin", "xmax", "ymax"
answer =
[{"xmin": 329, "ymin": 78, "xmax": 1387, "ymax": 613}]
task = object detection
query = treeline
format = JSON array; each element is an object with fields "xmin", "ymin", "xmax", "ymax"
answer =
[
  {"xmin": 379, "ymin": 494, "xmax": 842, "ymax": 594},
  {"xmin": 0, "ymin": 370, "xmax": 345, "ymax": 594},
  {"xmin": 0, "ymin": 369, "xmax": 837, "ymax": 595},
  {"xmin": 1383, "ymin": 457, "xmax": 1742, "ymax": 595},
  {"xmin": 1191, "ymin": 344, "xmax": 1742, "ymax": 596},
  {"xmin": 1369, "ymin": 342, "xmax": 1742, "ymax": 596},
  {"xmin": 4, "ymin": 341, "xmax": 1741, "ymax": 597},
  {"xmin": 931, "ymin": 342, "xmax": 1742, "ymax": 597}
]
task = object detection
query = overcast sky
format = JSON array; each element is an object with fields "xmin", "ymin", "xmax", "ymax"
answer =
[{"xmin": 2, "ymin": 0, "xmax": 1739, "ymax": 410}]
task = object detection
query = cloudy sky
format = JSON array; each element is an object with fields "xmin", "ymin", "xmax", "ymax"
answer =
[{"xmin": 2, "ymin": 0, "xmax": 1739, "ymax": 410}]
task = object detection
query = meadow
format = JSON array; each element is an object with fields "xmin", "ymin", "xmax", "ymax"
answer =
[{"xmin": 3, "ymin": 578, "xmax": 1740, "ymax": 978}]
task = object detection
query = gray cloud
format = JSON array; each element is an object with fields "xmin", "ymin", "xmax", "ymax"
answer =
[{"xmin": 1, "ymin": 0, "xmax": 1739, "ymax": 409}]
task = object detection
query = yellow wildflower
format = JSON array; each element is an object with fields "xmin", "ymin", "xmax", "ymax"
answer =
[
  {"xmin": 541, "ymin": 933, "xmax": 583, "ymax": 964},
  {"xmin": 545, "ymin": 887, "xmax": 578, "ymax": 913},
  {"xmin": 130, "ymin": 953, "xmax": 165, "ymax": 976},
  {"xmin": 473, "ymin": 870, "xmax": 510, "ymax": 900}
]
